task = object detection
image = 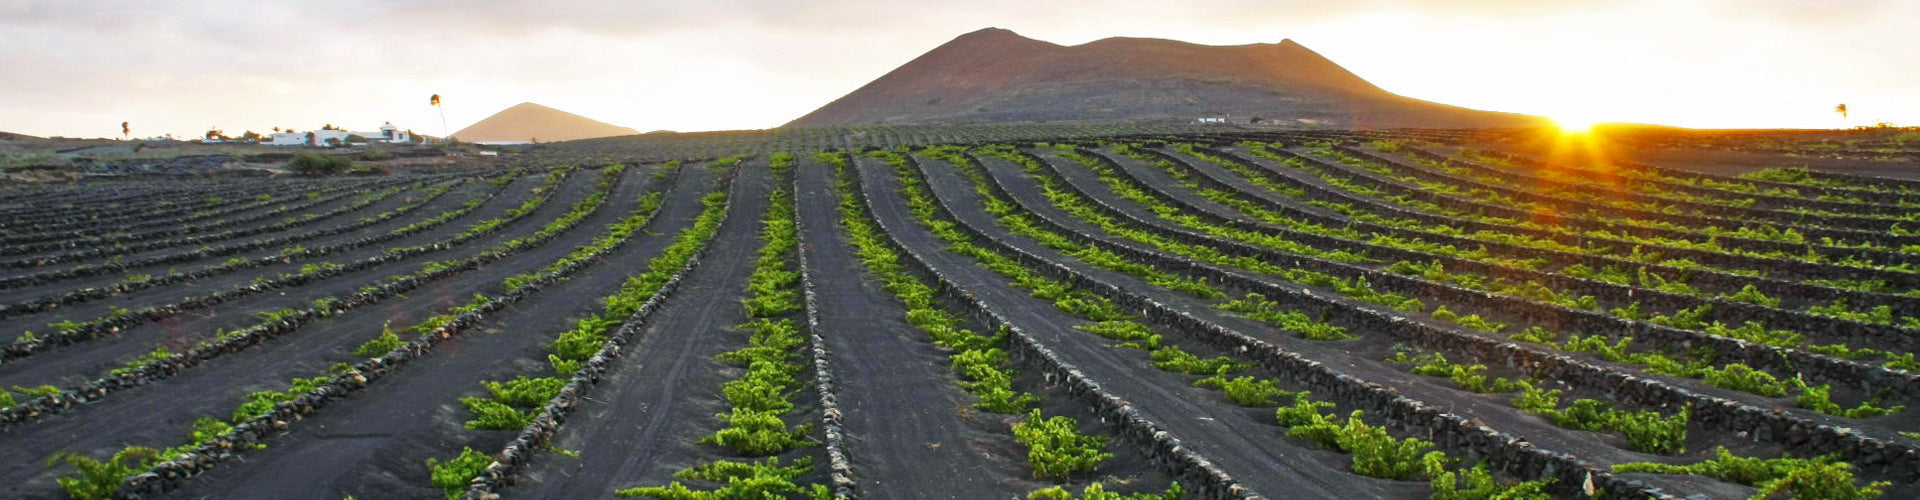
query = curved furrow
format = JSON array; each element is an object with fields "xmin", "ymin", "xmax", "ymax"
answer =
[
  {"xmin": 0, "ymin": 178, "xmax": 375, "ymax": 250},
  {"xmin": 0, "ymin": 165, "xmax": 639, "ymax": 426},
  {"xmin": 1211, "ymin": 143, "xmax": 1920, "ymax": 297},
  {"xmin": 793, "ymin": 152, "xmax": 1032, "ymax": 497},
  {"xmin": 1120, "ymin": 145, "xmax": 1920, "ymax": 365},
  {"xmin": 0, "ymin": 177, "xmax": 413, "ymax": 264},
  {"xmin": 1429, "ymin": 144, "xmax": 1920, "ymax": 208},
  {"xmin": 1080, "ymin": 146, "xmax": 1920, "ymax": 392},
  {"xmin": 122, "ymin": 165, "xmax": 718, "ymax": 499},
  {"xmin": 0, "ymin": 174, "xmax": 508, "ymax": 315},
  {"xmin": 1156, "ymin": 143, "xmax": 1920, "ymax": 316},
  {"xmin": 0, "ymin": 178, "xmax": 441, "ymax": 274},
  {"xmin": 841, "ymin": 152, "xmax": 1196, "ymax": 498},
  {"xmin": 1387, "ymin": 145, "xmax": 1920, "ymax": 219},
  {"xmin": 0, "ymin": 163, "xmax": 689, "ymax": 497},
  {"xmin": 0, "ymin": 178, "xmax": 334, "ymax": 236},
  {"xmin": 1325, "ymin": 144, "xmax": 1903, "ymax": 234},
  {"xmin": 861, "ymin": 152, "xmax": 1406, "ymax": 499},
  {"xmin": 1041, "ymin": 146, "xmax": 1919, "ymax": 409},
  {"xmin": 460, "ymin": 160, "xmax": 773, "ymax": 499},
  {"xmin": 1260, "ymin": 145, "xmax": 1920, "ymax": 273},
  {"xmin": 0, "ymin": 171, "xmax": 570, "ymax": 368},
  {"xmin": 943, "ymin": 150, "xmax": 1768, "ymax": 497},
  {"xmin": 0, "ymin": 173, "xmax": 564, "ymax": 370},
  {"xmin": 1003, "ymin": 147, "xmax": 1920, "ymax": 487}
]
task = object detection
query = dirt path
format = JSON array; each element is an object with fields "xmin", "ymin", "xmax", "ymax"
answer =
[
  {"xmin": 858, "ymin": 154, "xmax": 1424, "ymax": 498},
  {"xmin": 789, "ymin": 157, "xmax": 1034, "ymax": 498},
  {"xmin": 508, "ymin": 161, "xmax": 788, "ymax": 498}
]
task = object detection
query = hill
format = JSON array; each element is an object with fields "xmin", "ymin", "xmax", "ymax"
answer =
[
  {"xmin": 451, "ymin": 103, "xmax": 638, "ymax": 143},
  {"xmin": 789, "ymin": 28, "xmax": 1545, "ymax": 128}
]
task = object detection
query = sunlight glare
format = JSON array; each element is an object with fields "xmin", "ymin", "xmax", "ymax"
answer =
[{"xmin": 1554, "ymin": 115, "xmax": 1596, "ymax": 134}]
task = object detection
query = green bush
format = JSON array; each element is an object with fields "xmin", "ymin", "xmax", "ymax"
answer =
[
  {"xmin": 1013, "ymin": 409, "xmax": 1111, "ymax": 480},
  {"xmin": 1515, "ymin": 385, "xmax": 1689, "ymax": 454},
  {"xmin": 1337, "ymin": 411, "xmax": 1448, "ymax": 479},
  {"xmin": 615, "ymin": 457, "xmax": 829, "ymax": 499},
  {"xmin": 459, "ymin": 397, "xmax": 530, "ymax": 430},
  {"xmin": 702, "ymin": 409, "xmax": 812, "ymax": 456},
  {"xmin": 1149, "ymin": 346, "xmax": 1245, "ymax": 375},
  {"xmin": 483, "ymin": 376, "xmax": 567, "ymax": 407},
  {"xmin": 351, "ymin": 324, "xmax": 404, "ymax": 357},
  {"xmin": 1430, "ymin": 462, "xmax": 1553, "ymax": 500},
  {"xmin": 288, "ymin": 151, "xmax": 353, "ymax": 175},
  {"xmin": 47, "ymin": 447, "xmax": 160, "ymax": 500},
  {"xmin": 1028, "ymin": 481, "xmax": 1184, "ymax": 500},
  {"xmin": 1616, "ymin": 446, "xmax": 1889, "ymax": 499},
  {"xmin": 1195, "ymin": 374, "xmax": 1292, "ymax": 406},
  {"xmin": 426, "ymin": 447, "xmax": 493, "ymax": 500}
]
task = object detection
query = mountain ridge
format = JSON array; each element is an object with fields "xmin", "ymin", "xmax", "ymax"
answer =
[{"xmin": 788, "ymin": 28, "xmax": 1544, "ymax": 128}]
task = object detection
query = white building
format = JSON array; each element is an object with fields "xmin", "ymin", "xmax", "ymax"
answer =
[{"xmin": 268, "ymin": 122, "xmax": 413, "ymax": 147}]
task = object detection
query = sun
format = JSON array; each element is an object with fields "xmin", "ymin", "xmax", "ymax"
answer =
[{"xmin": 1554, "ymin": 115, "xmax": 1597, "ymax": 134}]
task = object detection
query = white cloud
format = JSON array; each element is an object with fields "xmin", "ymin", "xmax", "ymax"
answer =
[{"xmin": 1, "ymin": 0, "xmax": 1914, "ymax": 138}]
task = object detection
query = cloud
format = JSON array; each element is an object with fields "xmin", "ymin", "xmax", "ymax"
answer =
[{"xmin": 1, "ymin": 0, "xmax": 1915, "ymax": 137}]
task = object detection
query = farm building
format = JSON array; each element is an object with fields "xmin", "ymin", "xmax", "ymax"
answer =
[{"xmin": 268, "ymin": 122, "xmax": 414, "ymax": 147}]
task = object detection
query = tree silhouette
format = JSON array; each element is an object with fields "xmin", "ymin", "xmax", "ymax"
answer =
[
  {"xmin": 1836, "ymin": 104, "xmax": 1848, "ymax": 120},
  {"xmin": 121, "ymin": 121, "xmax": 129, "ymax": 140},
  {"xmin": 431, "ymin": 94, "xmax": 448, "ymax": 144}
]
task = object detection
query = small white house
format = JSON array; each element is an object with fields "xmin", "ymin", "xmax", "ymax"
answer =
[{"xmin": 268, "ymin": 122, "xmax": 413, "ymax": 147}]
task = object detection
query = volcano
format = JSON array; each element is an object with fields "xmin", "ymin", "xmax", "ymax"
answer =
[
  {"xmin": 451, "ymin": 103, "xmax": 638, "ymax": 143},
  {"xmin": 789, "ymin": 28, "xmax": 1543, "ymax": 128}
]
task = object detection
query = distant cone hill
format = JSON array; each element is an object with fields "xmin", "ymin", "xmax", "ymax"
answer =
[
  {"xmin": 452, "ymin": 102, "xmax": 638, "ymax": 143},
  {"xmin": 789, "ymin": 28, "xmax": 1545, "ymax": 128}
]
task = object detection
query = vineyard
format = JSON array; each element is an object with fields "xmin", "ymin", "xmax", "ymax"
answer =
[{"xmin": 1, "ymin": 126, "xmax": 1917, "ymax": 500}]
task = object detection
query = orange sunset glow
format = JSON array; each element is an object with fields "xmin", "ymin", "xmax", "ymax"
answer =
[{"xmin": 2, "ymin": 0, "xmax": 1915, "ymax": 139}]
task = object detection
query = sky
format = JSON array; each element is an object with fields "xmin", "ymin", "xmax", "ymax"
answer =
[{"xmin": 2, "ymin": 0, "xmax": 1915, "ymax": 139}]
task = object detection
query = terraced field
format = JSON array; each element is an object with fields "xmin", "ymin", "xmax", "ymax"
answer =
[{"xmin": 2, "ymin": 128, "xmax": 1916, "ymax": 499}]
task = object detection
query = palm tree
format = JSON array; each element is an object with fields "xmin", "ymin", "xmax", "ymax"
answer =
[
  {"xmin": 431, "ymin": 94, "xmax": 447, "ymax": 144},
  {"xmin": 1836, "ymin": 103, "xmax": 1849, "ymax": 120}
]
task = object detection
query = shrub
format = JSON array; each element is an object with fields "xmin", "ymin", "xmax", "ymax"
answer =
[
  {"xmin": 483, "ymin": 376, "xmax": 567, "ymax": 407},
  {"xmin": 1702, "ymin": 364, "xmax": 1788, "ymax": 397},
  {"xmin": 351, "ymin": 324, "xmax": 404, "ymax": 357},
  {"xmin": 615, "ymin": 457, "xmax": 828, "ymax": 498},
  {"xmin": 1028, "ymin": 481, "xmax": 1185, "ymax": 500},
  {"xmin": 1616, "ymin": 446, "xmax": 1889, "ymax": 499},
  {"xmin": 702, "ymin": 409, "xmax": 813, "ymax": 456},
  {"xmin": 46, "ymin": 447, "xmax": 160, "ymax": 500},
  {"xmin": 1150, "ymin": 346, "xmax": 1245, "ymax": 375},
  {"xmin": 1276, "ymin": 393, "xmax": 1342, "ymax": 448},
  {"xmin": 1194, "ymin": 374, "xmax": 1292, "ymax": 406},
  {"xmin": 1337, "ymin": 411, "xmax": 1448, "ymax": 479},
  {"xmin": 1430, "ymin": 462, "xmax": 1554, "ymax": 500},
  {"xmin": 1013, "ymin": 409, "xmax": 1111, "ymax": 479},
  {"xmin": 288, "ymin": 151, "xmax": 352, "ymax": 175},
  {"xmin": 426, "ymin": 447, "xmax": 493, "ymax": 500},
  {"xmin": 459, "ymin": 397, "xmax": 530, "ymax": 430}
]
